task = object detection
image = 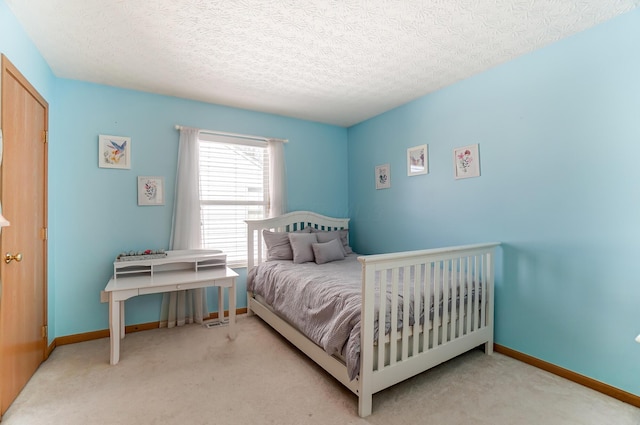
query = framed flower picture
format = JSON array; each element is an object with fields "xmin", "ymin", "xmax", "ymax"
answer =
[
  {"xmin": 98, "ymin": 135, "xmax": 131, "ymax": 169},
  {"xmin": 453, "ymin": 144, "xmax": 480, "ymax": 179},
  {"xmin": 407, "ymin": 144, "xmax": 428, "ymax": 176},
  {"xmin": 375, "ymin": 164, "xmax": 391, "ymax": 189},
  {"xmin": 138, "ymin": 176, "xmax": 164, "ymax": 206}
]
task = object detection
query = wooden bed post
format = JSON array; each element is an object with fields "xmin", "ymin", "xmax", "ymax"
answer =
[
  {"xmin": 246, "ymin": 224, "xmax": 255, "ymax": 316},
  {"xmin": 484, "ymin": 247, "xmax": 496, "ymax": 354},
  {"xmin": 358, "ymin": 392, "xmax": 373, "ymax": 417},
  {"xmin": 358, "ymin": 256, "xmax": 377, "ymax": 417}
]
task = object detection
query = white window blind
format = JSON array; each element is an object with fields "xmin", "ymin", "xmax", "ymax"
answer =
[{"xmin": 199, "ymin": 137, "xmax": 269, "ymax": 267}]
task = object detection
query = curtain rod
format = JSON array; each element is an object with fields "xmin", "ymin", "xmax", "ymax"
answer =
[{"xmin": 174, "ymin": 125, "xmax": 287, "ymax": 143}]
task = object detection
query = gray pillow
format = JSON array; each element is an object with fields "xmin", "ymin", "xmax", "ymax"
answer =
[
  {"xmin": 288, "ymin": 232, "xmax": 318, "ymax": 264},
  {"xmin": 312, "ymin": 238, "xmax": 345, "ymax": 264},
  {"xmin": 310, "ymin": 228, "xmax": 352, "ymax": 254},
  {"xmin": 314, "ymin": 231, "xmax": 347, "ymax": 255},
  {"xmin": 263, "ymin": 230, "xmax": 293, "ymax": 261}
]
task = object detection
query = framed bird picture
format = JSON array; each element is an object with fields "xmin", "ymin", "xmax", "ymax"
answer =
[{"xmin": 98, "ymin": 134, "xmax": 131, "ymax": 169}]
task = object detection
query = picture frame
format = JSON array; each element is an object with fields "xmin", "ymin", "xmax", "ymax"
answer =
[
  {"xmin": 407, "ymin": 144, "xmax": 428, "ymax": 176},
  {"xmin": 375, "ymin": 164, "xmax": 391, "ymax": 190},
  {"xmin": 453, "ymin": 144, "xmax": 480, "ymax": 179},
  {"xmin": 98, "ymin": 134, "xmax": 131, "ymax": 169},
  {"xmin": 137, "ymin": 176, "xmax": 164, "ymax": 206}
]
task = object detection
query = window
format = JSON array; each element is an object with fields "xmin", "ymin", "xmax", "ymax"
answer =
[{"xmin": 199, "ymin": 134, "xmax": 269, "ymax": 267}]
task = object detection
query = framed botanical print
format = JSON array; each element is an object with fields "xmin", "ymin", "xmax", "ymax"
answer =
[
  {"xmin": 375, "ymin": 164, "xmax": 391, "ymax": 189},
  {"xmin": 453, "ymin": 144, "xmax": 480, "ymax": 179},
  {"xmin": 138, "ymin": 176, "xmax": 164, "ymax": 206}
]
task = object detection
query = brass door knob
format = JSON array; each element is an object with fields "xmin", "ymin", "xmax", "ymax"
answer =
[{"xmin": 5, "ymin": 252, "xmax": 23, "ymax": 264}]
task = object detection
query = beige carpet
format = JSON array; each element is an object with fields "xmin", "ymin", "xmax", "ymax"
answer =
[{"xmin": 3, "ymin": 315, "xmax": 639, "ymax": 425}]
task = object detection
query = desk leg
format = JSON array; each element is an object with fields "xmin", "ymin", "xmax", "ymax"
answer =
[
  {"xmin": 121, "ymin": 301, "xmax": 125, "ymax": 339},
  {"xmin": 109, "ymin": 296, "xmax": 121, "ymax": 365},
  {"xmin": 228, "ymin": 279, "xmax": 237, "ymax": 340},
  {"xmin": 218, "ymin": 286, "xmax": 225, "ymax": 323}
]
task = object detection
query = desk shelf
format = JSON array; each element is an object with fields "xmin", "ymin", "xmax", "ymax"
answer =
[{"xmin": 113, "ymin": 249, "xmax": 226, "ymax": 279}]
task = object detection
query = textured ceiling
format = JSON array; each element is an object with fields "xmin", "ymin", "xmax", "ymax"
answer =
[{"xmin": 6, "ymin": 0, "xmax": 639, "ymax": 127}]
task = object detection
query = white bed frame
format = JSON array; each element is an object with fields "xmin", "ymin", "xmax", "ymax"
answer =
[{"xmin": 246, "ymin": 211, "xmax": 499, "ymax": 417}]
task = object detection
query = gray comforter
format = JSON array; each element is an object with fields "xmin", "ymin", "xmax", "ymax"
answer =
[{"xmin": 247, "ymin": 255, "xmax": 365, "ymax": 379}]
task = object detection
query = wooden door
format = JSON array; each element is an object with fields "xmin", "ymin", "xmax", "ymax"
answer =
[{"xmin": 0, "ymin": 55, "xmax": 48, "ymax": 417}]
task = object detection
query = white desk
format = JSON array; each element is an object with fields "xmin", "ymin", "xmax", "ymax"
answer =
[{"xmin": 104, "ymin": 266, "xmax": 238, "ymax": 365}]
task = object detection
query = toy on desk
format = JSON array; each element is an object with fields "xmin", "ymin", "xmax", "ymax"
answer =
[{"xmin": 116, "ymin": 249, "xmax": 167, "ymax": 262}]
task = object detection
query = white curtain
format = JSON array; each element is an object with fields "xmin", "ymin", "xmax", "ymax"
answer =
[
  {"xmin": 268, "ymin": 138, "xmax": 287, "ymax": 217},
  {"xmin": 160, "ymin": 127, "xmax": 209, "ymax": 328}
]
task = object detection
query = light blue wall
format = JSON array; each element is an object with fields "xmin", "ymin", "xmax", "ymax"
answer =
[
  {"xmin": 348, "ymin": 9, "xmax": 640, "ymax": 396},
  {"xmin": 1, "ymin": 0, "xmax": 57, "ymax": 343},
  {"xmin": 52, "ymin": 79, "xmax": 348, "ymax": 336},
  {"xmin": 0, "ymin": 1, "xmax": 54, "ymax": 99}
]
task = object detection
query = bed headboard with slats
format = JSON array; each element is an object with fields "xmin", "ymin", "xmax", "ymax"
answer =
[{"xmin": 245, "ymin": 211, "xmax": 350, "ymax": 269}]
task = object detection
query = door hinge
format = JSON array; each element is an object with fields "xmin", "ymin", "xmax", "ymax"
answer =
[
  {"xmin": 41, "ymin": 227, "xmax": 48, "ymax": 241},
  {"xmin": 42, "ymin": 325, "xmax": 48, "ymax": 339},
  {"xmin": 42, "ymin": 130, "xmax": 48, "ymax": 144}
]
